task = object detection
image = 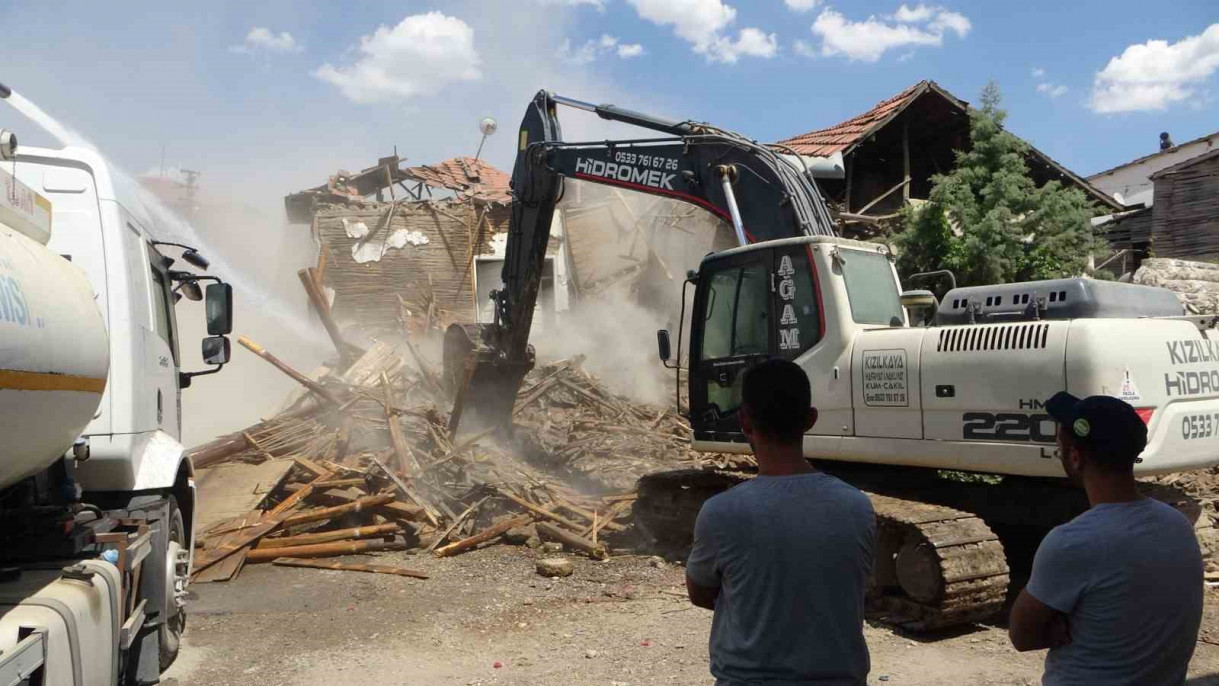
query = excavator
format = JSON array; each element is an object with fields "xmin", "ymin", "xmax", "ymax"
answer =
[{"xmin": 445, "ymin": 90, "xmax": 1219, "ymax": 631}]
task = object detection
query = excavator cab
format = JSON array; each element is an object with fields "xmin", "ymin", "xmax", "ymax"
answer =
[{"xmin": 665, "ymin": 238, "xmax": 826, "ymax": 444}]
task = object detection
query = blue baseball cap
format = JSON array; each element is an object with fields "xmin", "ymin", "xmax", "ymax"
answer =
[{"xmin": 1045, "ymin": 391, "xmax": 1146, "ymax": 464}]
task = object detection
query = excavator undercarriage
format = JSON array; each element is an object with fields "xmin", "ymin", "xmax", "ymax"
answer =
[{"xmin": 635, "ymin": 465, "xmax": 1217, "ymax": 631}]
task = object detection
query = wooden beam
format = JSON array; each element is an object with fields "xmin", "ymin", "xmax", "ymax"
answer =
[
  {"xmin": 237, "ymin": 337, "xmax": 339, "ymax": 405},
  {"xmin": 855, "ymin": 178, "xmax": 911, "ymax": 216},
  {"xmin": 902, "ymin": 120, "xmax": 911, "ymax": 203},
  {"xmin": 257, "ymin": 523, "xmax": 400, "ymax": 550},
  {"xmin": 298, "ymin": 268, "xmax": 354, "ymax": 367},
  {"xmin": 272, "ymin": 557, "xmax": 428, "ymax": 579}
]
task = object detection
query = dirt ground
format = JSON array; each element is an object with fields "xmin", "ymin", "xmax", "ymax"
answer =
[{"xmin": 162, "ymin": 545, "xmax": 1219, "ymax": 686}]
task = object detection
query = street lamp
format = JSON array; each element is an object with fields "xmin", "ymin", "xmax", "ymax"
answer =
[{"xmin": 474, "ymin": 117, "xmax": 497, "ymax": 162}]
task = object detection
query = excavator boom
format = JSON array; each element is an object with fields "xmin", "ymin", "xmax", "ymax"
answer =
[{"xmin": 443, "ymin": 89, "xmax": 839, "ymax": 435}]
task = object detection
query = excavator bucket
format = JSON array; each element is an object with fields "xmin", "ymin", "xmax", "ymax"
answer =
[{"xmin": 443, "ymin": 324, "xmax": 535, "ymax": 439}]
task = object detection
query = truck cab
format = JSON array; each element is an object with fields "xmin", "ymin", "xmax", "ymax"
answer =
[
  {"xmin": 12, "ymin": 145, "xmax": 230, "ymax": 499},
  {"xmin": 671, "ymin": 235, "xmax": 1219, "ymax": 479}
]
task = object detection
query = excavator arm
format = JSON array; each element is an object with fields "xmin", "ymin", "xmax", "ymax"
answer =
[{"xmin": 444, "ymin": 89, "xmax": 839, "ymax": 435}]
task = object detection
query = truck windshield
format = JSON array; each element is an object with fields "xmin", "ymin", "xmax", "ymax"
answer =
[{"xmin": 840, "ymin": 250, "xmax": 904, "ymax": 326}]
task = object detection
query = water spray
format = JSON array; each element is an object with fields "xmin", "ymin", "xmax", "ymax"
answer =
[{"xmin": 0, "ymin": 80, "xmax": 326, "ymax": 347}]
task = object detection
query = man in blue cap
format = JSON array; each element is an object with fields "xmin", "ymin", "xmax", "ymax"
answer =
[{"xmin": 1008, "ymin": 391, "xmax": 1203, "ymax": 684}]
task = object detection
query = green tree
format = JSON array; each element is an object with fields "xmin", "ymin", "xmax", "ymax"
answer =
[{"xmin": 895, "ymin": 82, "xmax": 1102, "ymax": 287}]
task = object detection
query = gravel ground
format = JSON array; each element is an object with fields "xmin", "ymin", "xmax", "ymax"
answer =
[{"xmin": 162, "ymin": 545, "xmax": 1219, "ymax": 686}]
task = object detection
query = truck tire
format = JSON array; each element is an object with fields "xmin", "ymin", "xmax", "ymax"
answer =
[{"xmin": 159, "ymin": 497, "xmax": 187, "ymax": 671}]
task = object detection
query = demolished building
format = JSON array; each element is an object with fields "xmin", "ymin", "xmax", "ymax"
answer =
[
  {"xmin": 775, "ymin": 80, "xmax": 1122, "ymax": 236},
  {"xmin": 284, "ymin": 154, "xmax": 732, "ymax": 359}
]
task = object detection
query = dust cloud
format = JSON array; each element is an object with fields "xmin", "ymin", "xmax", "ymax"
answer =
[{"xmin": 528, "ymin": 179, "xmax": 735, "ymax": 406}]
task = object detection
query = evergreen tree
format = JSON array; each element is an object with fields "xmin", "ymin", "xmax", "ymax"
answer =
[{"xmin": 895, "ymin": 83, "xmax": 1102, "ymax": 287}]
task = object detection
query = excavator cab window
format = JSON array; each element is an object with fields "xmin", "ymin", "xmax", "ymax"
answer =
[
  {"xmin": 690, "ymin": 254, "xmax": 773, "ymax": 440},
  {"xmin": 840, "ymin": 250, "xmax": 905, "ymax": 326}
]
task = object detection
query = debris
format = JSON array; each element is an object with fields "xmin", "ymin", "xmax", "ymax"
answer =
[
  {"xmin": 537, "ymin": 522, "xmax": 609, "ymax": 561},
  {"xmin": 256, "ymin": 523, "xmax": 401, "ymax": 550},
  {"xmin": 271, "ymin": 557, "xmax": 428, "ymax": 579},
  {"xmin": 435, "ymin": 514, "xmax": 534, "ymax": 558},
  {"xmin": 536, "ymin": 558, "xmax": 575, "ymax": 578},
  {"xmin": 245, "ymin": 538, "xmax": 405, "ymax": 563},
  {"xmin": 503, "ymin": 525, "xmax": 537, "ymax": 546}
]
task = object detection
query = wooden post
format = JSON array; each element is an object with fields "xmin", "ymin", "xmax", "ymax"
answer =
[
  {"xmin": 246, "ymin": 538, "xmax": 403, "ymax": 563},
  {"xmin": 272, "ymin": 557, "xmax": 428, "ymax": 579},
  {"xmin": 902, "ymin": 120, "xmax": 911, "ymax": 203},
  {"xmin": 298, "ymin": 268, "xmax": 353, "ymax": 368},
  {"xmin": 281, "ymin": 494, "xmax": 394, "ymax": 527},
  {"xmin": 237, "ymin": 337, "xmax": 339, "ymax": 405},
  {"xmin": 434, "ymin": 514, "xmax": 532, "ymax": 557},
  {"xmin": 536, "ymin": 522, "xmax": 608, "ymax": 560},
  {"xmin": 257, "ymin": 523, "xmax": 400, "ymax": 550},
  {"xmin": 844, "ymin": 155, "xmax": 854, "ymax": 213},
  {"xmin": 370, "ymin": 453, "xmax": 443, "ymax": 528}
]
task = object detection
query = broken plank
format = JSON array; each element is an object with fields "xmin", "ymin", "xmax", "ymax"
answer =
[
  {"xmin": 434, "ymin": 514, "xmax": 532, "ymax": 558},
  {"xmin": 281, "ymin": 494, "xmax": 395, "ymax": 527},
  {"xmin": 283, "ymin": 483, "xmax": 425, "ymax": 522},
  {"xmin": 257, "ymin": 523, "xmax": 400, "ymax": 549},
  {"xmin": 536, "ymin": 522, "xmax": 608, "ymax": 560},
  {"xmin": 238, "ymin": 336, "xmax": 339, "ymax": 405},
  {"xmin": 426, "ymin": 495, "xmax": 490, "ymax": 553},
  {"xmin": 246, "ymin": 538, "xmax": 404, "ymax": 563},
  {"xmin": 272, "ymin": 557, "xmax": 428, "ymax": 579},
  {"xmin": 193, "ymin": 460, "xmax": 294, "ymax": 534},
  {"xmin": 371, "ymin": 454, "xmax": 443, "ymax": 527}
]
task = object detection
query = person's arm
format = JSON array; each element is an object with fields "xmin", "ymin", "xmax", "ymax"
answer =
[
  {"xmin": 1008, "ymin": 528, "xmax": 1086, "ymax": 652},
  {"xmin": 1009, "ymin": 589, "xmax": 1071, "ymax": 651},
  {"xmin": 686, "ymin": 576, "xmax": 720, "ymax": 610},
  {"xmin": 685, "ymin": 499, "xmax": 722, "ymax": 610}
]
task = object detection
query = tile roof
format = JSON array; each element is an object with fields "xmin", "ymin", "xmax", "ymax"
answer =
[
  {"xmin": 403, "ymin": 156, "xmax": 511, "ymax": 204},
  {"xmin": 776, "ymin": 81, "xmax": 937, "ymax": 157}
]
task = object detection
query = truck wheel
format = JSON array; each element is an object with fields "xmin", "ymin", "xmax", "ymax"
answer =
[{"xmin": 159, "ymin": 497, "xmax": 187, "ymax": 671}]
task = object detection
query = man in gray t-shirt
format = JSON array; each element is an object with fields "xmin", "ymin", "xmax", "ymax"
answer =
[
  {"xmin": 686, "ymin": 359, "xmax": 875, "ymax": 685},
  {"xmin": 1009, "ymin": 392, "xmax": 1203, "ymax": 685}
]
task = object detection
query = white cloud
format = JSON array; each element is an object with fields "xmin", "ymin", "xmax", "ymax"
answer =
[
  {"xmin": 893, "ymin": 4, "xmax": 936, "ymax": 23},
  {"xmin": 1089, "ymin": 24, "xmax": 1219, "ymax": 113},
  {"xmin": 313, "ymin": 12, "xmax": 482, "ymax": 104},
  {"xmin": 230, "ymin": 27, "xmax": 302, "ymax": 55},
  {"xmin": 1036, "ymin": 82, "xmax": 1068, "ymax": 98},
  {"xmin": 617, "ymin": 43, "xmax": 646, "ymax": 58},
  {"xmin": 808, "ymin": 5, "xmax": 970, "ymax": 62},
  {"xmin": 626, "ymin": 0, "xmax": 778, "ymax": 63},
  {"xmin": 1031, "ymin": 67, "xmax": 1046, "ymax": 78},
  {"xmin": 540, "ymin": 0, "xmax": 606, "ymax": 9},
  {"xmin": 785, "ymin": 0, "xmax": 821, "ymax": 12},
  {"xmin": 558, "ymin": 34, "xmax": 648, "ymax": 63},
  {"xmin": 793, "ymin": 39, "xmax": 818, "ymax": 57}
]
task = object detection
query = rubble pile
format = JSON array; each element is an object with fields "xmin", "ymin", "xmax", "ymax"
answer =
[{"xmin": 186, "ymin": 333, "xmax": 698, "ymax": 582}]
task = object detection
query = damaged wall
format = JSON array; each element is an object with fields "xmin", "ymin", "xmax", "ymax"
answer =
[{"xmin": 314, "ymin": 201, "xmax": 508, "ymax": 336}]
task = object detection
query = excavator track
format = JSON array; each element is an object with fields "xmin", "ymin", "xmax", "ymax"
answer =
[{"xmin": 634, "ymin": 470, "xmax": 1009, "ymax": 632}]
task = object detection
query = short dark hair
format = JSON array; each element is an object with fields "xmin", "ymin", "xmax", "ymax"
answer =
[{"xmin": 740, "ymin": 359, "xmax": 811, "ymax": 441}]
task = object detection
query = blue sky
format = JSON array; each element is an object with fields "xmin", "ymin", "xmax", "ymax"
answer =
[{"xmin": 0, "ymin": 0, "xmax": 1215, "ymax": 214}]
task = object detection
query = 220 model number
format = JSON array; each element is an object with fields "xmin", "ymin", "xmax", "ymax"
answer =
[
  {"xmin": 1182, "ymin": 413, "xmax": 1219, "ymax": 440},
  {"xmin": 962, "ymin": 412, "xmax": 1056, "ymax": 444}
]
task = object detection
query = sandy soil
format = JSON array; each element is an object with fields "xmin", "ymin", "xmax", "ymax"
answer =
[{"xmin": 162, "ymin": 545, "xmax": 1219, "ymax": 686}]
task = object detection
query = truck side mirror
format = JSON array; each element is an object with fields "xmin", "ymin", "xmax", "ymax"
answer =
[
  {"xmin": 205, "ymin": 283, "xmax": 233, "ymax": 335},
  {"xmin": 657, "ymin": 329, "xmax": 672, "ymax": 363},
  {"xmin": 202, "ymin": 336, "xmax": 231, "ymax": 366}
]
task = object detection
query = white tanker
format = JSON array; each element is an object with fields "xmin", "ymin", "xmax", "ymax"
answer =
[{"xmin": 0, "ymin": 112, "xmax": 232, "ymax": 685}]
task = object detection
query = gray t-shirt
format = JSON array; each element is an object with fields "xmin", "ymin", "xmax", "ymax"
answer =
[
  {"xmin": 686, "ymin": 471, "xmax": 876, "ymax": 686},
  {"xmin": 1026, "ymin": 498, "xmax": 1203, "ymax": 686}
]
